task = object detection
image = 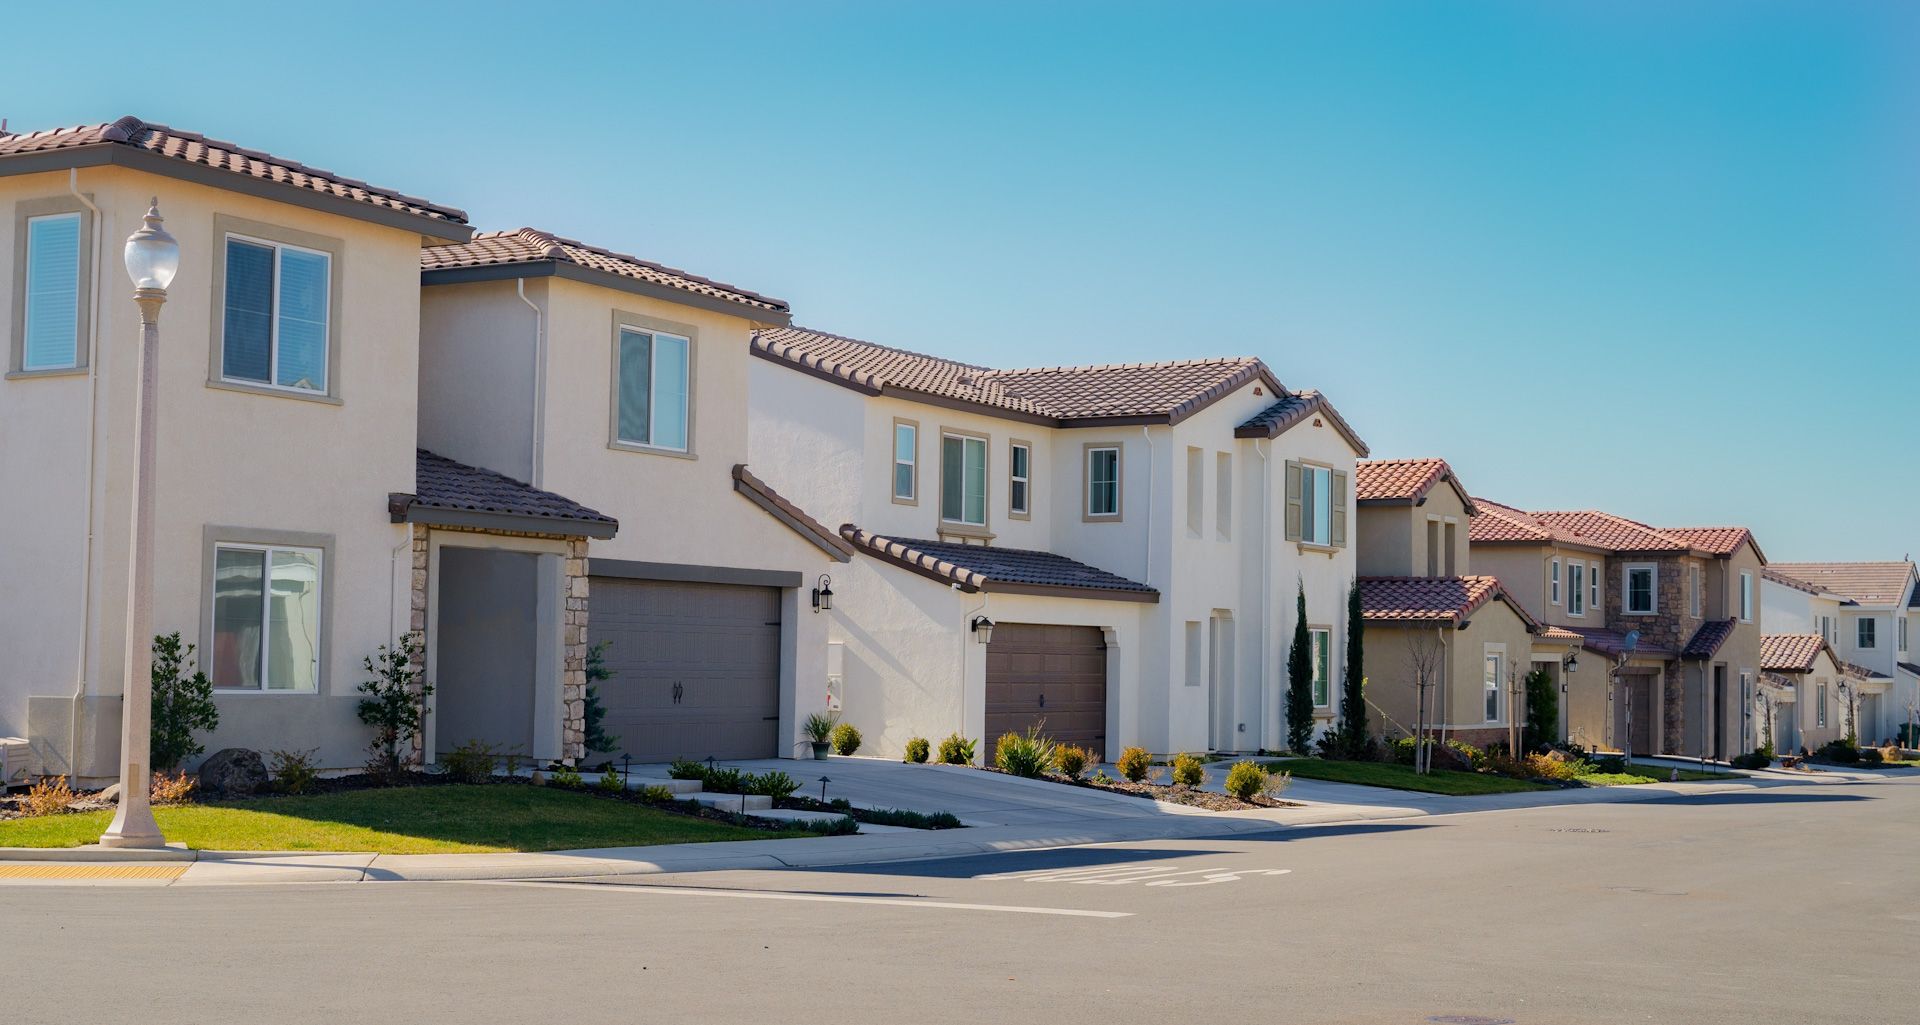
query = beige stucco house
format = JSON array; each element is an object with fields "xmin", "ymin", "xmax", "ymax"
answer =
[
  {"xmin": 1757, "ymin": 633, "xmax": 1851, "ymax": 754},
  {"xmin": 1762, "ymin": 561, "xmax": 1916, "ymax": 745}
]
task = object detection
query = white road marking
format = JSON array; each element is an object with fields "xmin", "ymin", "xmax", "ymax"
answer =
[
  {"xmin": 980, "ymin": 865, "xmax": 1292, "ymax": 887},
  {"xmin": 459, "ymin": 879, "xmax": 1132, "ymax": 917}
]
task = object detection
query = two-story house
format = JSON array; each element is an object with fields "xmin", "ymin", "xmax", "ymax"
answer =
[
  {"xmin": 0, "ymin": 117, "xmax": 483, "ymax": 782},
  {"xmin": 747, "ymin": 326, "xmax": 1368, "ymax": 760},
  {"xmin": 1353, "ymin": 459, "xmax": 1540, "ymax": 750},
  {"xmin": 1763, "ymin": 561, "xmax": 1917, "ymax": 745},
  {"xmin": 1469, "ymin": 500, "xmax": 1767, "ymax": 761}
]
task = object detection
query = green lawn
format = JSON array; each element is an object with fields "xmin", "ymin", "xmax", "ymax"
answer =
[
  {"xmin": 1262, "ymin": 759, "xmax": 1552, "ymax": 796},
  {"xmin": 0, "ymin": 784, "xmax": 806, "ymax": 854},
  {"xmin": 1575, "ymin": 764, "xmax": 1736, "ymax": 786}
]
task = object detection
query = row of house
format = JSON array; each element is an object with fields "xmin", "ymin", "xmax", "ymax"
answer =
[{"xmin": 0, "ymin": 117, "xmax": 1911, "ymax": 785}]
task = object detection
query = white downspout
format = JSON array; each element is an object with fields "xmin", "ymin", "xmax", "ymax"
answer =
[
  {"xmin": 1255, "ymin": 439, "xmax": 1271, "ymax": 751},
  {"xmin": 67, "ymin": 169, "xmax": 104, "ymax": 774},
  {"xmin": 516, "ymin": 279, "xmax": 546, "ymax": 487},
  {"xmin": 1139, "ymin": 426, "xmax": 1155, "ymax": 586}
]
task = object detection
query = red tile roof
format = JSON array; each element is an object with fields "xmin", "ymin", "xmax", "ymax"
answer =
[
  {"xmin": 1765, "ymin": 562, "xmax": 1917, "ymax": 606},
  {"xmin": 1539, "ymin": 625, "xmax": 1584, "ymax": 643},
  {"xmin": 754, "ymin": 326, "xmax": 1300, "ymax": 429},
  {"xmin": 1470, "ymin": 500, "xmax": 1763, "ymax": 559},
  {"xmin": 0, "ymin": 116, "xmax": 468, "ymax": 230},
  {"xmin": 1355, "ymin": 458, "xmax": 1474, "ymax": 513},
  {"xmin": 1761, "ymin": 634, "xmax": 1831, "ymax": 673},
  {"xmin": 424, "ymin": 228, "xmax": 789, "ymax": 316},
  {"xmin": 1232, "ymin": 390, "xmax": 1370, "ymax": 456},
  {"xmin": 839, "ymin": 528, "xmax": 1157, "ymax": 601},
  {"xmin": 1358, "ymin": 576, "xmax": 1538, "ymax": 629},
  {"xmin": 1468, "ymin": 498, "xmax": 1555, "ymax": 544}
]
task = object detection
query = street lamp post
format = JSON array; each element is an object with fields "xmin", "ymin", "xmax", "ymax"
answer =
[{"xmin": 99, "ymin": 199, "xmax": 179, "ymax": 849}]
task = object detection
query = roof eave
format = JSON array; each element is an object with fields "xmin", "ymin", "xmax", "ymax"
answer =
[
  {"xmin": 388, "ymin": 493, "xmax": 618, "ymax": 540},
  {"xmin": 986, "ymin": 580, "xmax": 1160, "ymax": 603},
  {"xmin": 422, "ymin": 259, "xmax": 793, "ymax": 326}
]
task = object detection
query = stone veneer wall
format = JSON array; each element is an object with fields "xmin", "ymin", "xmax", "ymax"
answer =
[
  {"xmin": 409, "ymin": 526, "xmax": 590, "ymax": 765},
  {"xmin": 1602, "ymin": 555, "xmax": 1710, "ymax": 757}
]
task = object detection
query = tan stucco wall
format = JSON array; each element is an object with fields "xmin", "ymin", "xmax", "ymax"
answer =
[{"xmin": 1355, "ymin": 481, "xmax": 1471, "ymax": 578}]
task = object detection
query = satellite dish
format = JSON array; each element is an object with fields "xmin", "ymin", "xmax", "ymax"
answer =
[{"xmin": 1623, "ymin": 630, "xmax": 1639, "ymax": 654}]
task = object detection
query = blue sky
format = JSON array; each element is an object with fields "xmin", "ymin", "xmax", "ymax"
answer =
[{"xmin": 5, "ymin": 1, "xmax": 1914, "ymax": 558}]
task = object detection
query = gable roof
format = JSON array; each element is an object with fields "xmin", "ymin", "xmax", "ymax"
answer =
[
  {"xmin": 731, "ymin": 465, "xmax": 853, "ymax": 562},
  {"xmin": 390, "ymin": 450, "xmax": 616, "ymax": 538},
  {"xmin": 0, "ymin": 116, "xmax": 470, "ymax": 240},
  {"xmin": 839, "ymin": 528, "xmax": 1157, "ymax": 602},
  {"xmin": 1762, "ymin": 567, "xmax": 1827, "ymax": 596},
  {"xmin": 1233, "ymin": 391, "xmax": 1370, "ymax": 457},
  {"xmin": 1354, "ymin": 458, "xmax": 1475, "ymax": 513},
  {"xmin": 752, "ymin": 325, "xmax": 1303, "ymax": 431},
  {"xmin": 1358, "ymin": 575, "xmax": 1538, "ymax": 629},
  {"xmin": 1681, "ymin": 619, "xmax": 1738, "ymax": 660},
  {"xmin": 1662, "ymin": 526, "xmax": 1766, "ymax": 563},
  {"xmin": 423, "ymin": 228, "xmax": 791, "ymax": 321},
  {"xmin": 1468, "ymin": 498, "xmax": 1558, "ymax": 545},
  {"xmin": 1761, "ymin": 634, "xmax": 1836, "ymax": 673},
  {"xmin": 1765, "ymin": 562, "xmax": 1917, "ymax": 606},
  {"xmin": 1468, "ymin": 499, "xmax": 1762, "ymax": 559}
]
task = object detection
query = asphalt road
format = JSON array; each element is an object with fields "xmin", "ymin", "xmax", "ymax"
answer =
[{"xmin": 9, "ymin": 778, "xmax": 1915, "ymax": 1024}]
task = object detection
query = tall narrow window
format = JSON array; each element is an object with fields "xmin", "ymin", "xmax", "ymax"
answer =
[
  {"xmin": 1569, "ymin": 562, "xmax": 1586, "ymax": 616},
  {"xmin": 1550, "ymin": 558, "xmax": 1561, "ymax": 605},
  {"xmin": 1302, "ymin": 465, "xmax": 1333, "ymax": 545},
  {"xmin": 1817, "ymin": 682, "xmax": 1828, "ymax": 727},
  {"xmin": 1590, "ymin": 561, "xmax": 1601, "ymax": 611},
  {"xmin": 23, "ymin": 211, "xmax": 82, "ymax": 371},
  {"xmin": 1310, "ymin": 627, "xmax": 1332, "ymax": 707},
  {"xmin": 1184, "ymin": 621, "xmax": 1202, "ymax": 688},
  {"xmin": 1739, "ymin": 571, "xmax": 1753, "ymax": 622},
  {"xmin": 892, "ymin": 421, "xmax": 918, "ymax": 502},
  {"xmin": 1901, "ymin": 615, "xmax": 1909, "ymax": 652},
  {"xmin": 1484, "ymin": 650, "xmax": 1503, "ymax": 722},
  {"xmin": 222, "ymin": 234, "xmax": 332, "ymax": 393},
  {"xmin": 1215, "ymin": 452, "xmax": 1232, "ymax": 540},
  {"xmin": 1443, "ymin": 522, "xmax": 1458, "ymax": 575},
  {"xmin": 1689, "ymin": 563, "xmax": 1701, "ymax": 617},
  {"xmin": 941, "ymin": 433, "xmax": 987, "ymax": 526},
  {"xmin": 211, "ymin": 543, "xmax": 322, "ymax": 692},
  {"xmin": 1086, "ymin": 446, "xmax": 1120, "ymax": 518},
  {"xmin": 1008, "ymin": 441, "xmax": 1030, "ymax": 517},
  {"xmin": 616, "ymin": 327, "xmax": 691, "ymax": 450},
  {"xmin": 1185, "ymin": 446, "xmax": 1205, "ymax": 537},
  {"xmin": 1426, "ymin": 520, "xmax": 1442, "ymax": 577}
]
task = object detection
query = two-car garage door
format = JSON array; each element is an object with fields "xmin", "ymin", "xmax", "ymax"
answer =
[{"xmin": 587, "ymin": 579, "xmax": 782, "ymax": 763}]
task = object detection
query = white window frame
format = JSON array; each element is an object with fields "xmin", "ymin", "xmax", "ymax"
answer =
[
  {"xmin": 1739, "ymin": 571, "xmax": 1753, "ymax": 623},
  {"xmin": 1008, "ymin": 440, "xmax": 1030, "ymax": 518},
  {"xmin": 1085, "ymin": 445, "xmax": 1122, "ymax": 519},
  {"xmin": 1817, "ymin": 681, "xmax": 1829, "ymax": 727},
  {"xmin": 1624, "ymin": 563, "xmax": 1658, "ymax": 615},
  {"xmin": 613, "ymin": 324, "xmax": 692, "ymax": 453},
  {"xmin": 940, "ymin": 431, "xmax": 988, "ymax": 527},
  {"xmin": 221, "ymin": 231, "xmax": 333, "ymax": 396},
  {"xmin": 1309, "ymin": 627, "xmax": 1333, "ymax": 708},
  {"xmin": 1589, "ymin": 561, "xmax": 1601, "ymax": 612},
  {"xmin": 1301, "ymin": 464, "xmax": 1333, "ymax": 546},
  {"xmin": 1901, "ymin": 615, "xmax": 1909, "ymax": 653},
  {"xmin": 21, "ymin": 210, "xmax": 84, "ymax": 372},
  {"xmin": 1484, "ymin": 645, "xmax": 1505, "ymax": 723},
  {"xmin": 209, "ymin": 541, "xmax": 324, "ymax": 694},
  {"xmin": 1549, "ymin": 558, "xmax": 1561, "ymax": 606},
  {"xmin": 1857, "ymin": 617, "xmax": 1876, "ymax": 649},
  {"xmin": 892, "ymin": 420, "xmax": 918, "ymax": 503},
  {"xmin": 1568, "ymin": 562, "xmax": 1586, "ymax": 617}
]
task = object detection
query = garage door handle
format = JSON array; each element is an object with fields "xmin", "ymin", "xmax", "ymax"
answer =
[
  {"xmin": 1038, "ymin": 693, "xmax": 1046, "ymax": 708},
  {"xmin": 672, "ymin": 682, "xmax": 683, "ymax": 704}
]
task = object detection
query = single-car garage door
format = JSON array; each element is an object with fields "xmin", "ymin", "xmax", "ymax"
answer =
[
  {"xmin": 588, "ymin": 578, "xmax": 782, "ymax": 763},
  {"xmin": 986, "ymin": 623, "xmax": 1107, "ymax": 755}
]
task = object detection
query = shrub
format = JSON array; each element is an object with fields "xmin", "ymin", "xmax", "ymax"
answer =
[
  {"xmin": 22, "ymin": 776, "xmax": 76, "ymax": 816},
  {"xmin": 1089, "ymin": 770, "xmax": 1117, "ymax": 785},
  {"xmin": 596, "ymin": 765, "xmax": 626, "ymax": 793},
  {"xmin": 1817, "ymin": 738, "xmax": 1860, "ymax": 764},
  {"xmin": 857, "ymin": 807, "xmax": 964, "ymax": 829},
  {"xmin": 1054, "ymin": 744, "xmax": 1091, "ymax": 780},
  {"xmin": 1523, "ymin": 668, "xmax": 1559, "ymax": 752},
  {"xmin": 1170, "ymin": 752, "xmax": 1207, "ymax": 787},
  {"xmin": 1224, "ymin": 760, "xmax": 1268, "ymax": 800},
  {"xmin": 1899, "ymin": 723, "xmax": 1919, "ymax": 748},
  {"xmin": 903, "ymin": 737, "xmax": 931, "ymax": 764},
  {"xmin": 1730, "ymin": 750, "xmax": 1772, "ymax": 770},
  {"xmin": 668, "ymin": 759, "xmax": 707, "ymax": 781},
  {"xmin": 638, "ymin": 784, "xmax": 675, "ymax": 803},
  {"xmin": 1285, "ymin": 582, "xmax": 1314, "ymax": 753},
  {"xmin": 803, "ymin": 815, "xmax": 860, "ymax": 836},
  {"xmin": 356, "ymin": 635, "xmax": 433, "ymax": 783},
  {"xmin": 831, "ymin": 722, "xmax": 863, "ymax": 756},
  {"xmin": 549, "ymin": 765, "xmax": 583, "ymax": 788},
  {"xmin": 937, "ymin": 733, "xmax": 976, "ymax": 765},
  {"xmin": 268, "ymin": 749, "xmax": 320, "ymax": 795},
  {"xmin": 1589, "ymin": 753, "xmax": 1626, "ymax": 774},
  {"xmin": 1116, "ymin": 746, "xmax": 1152, "ymax": 782},
  {"xmin": 995, "ymin": 727, "xmax": 1057, "ymax": 778},
  {"xmin": 150, "ymin": 632, "xmax": 220, "ymax": 773},
  {"xmin": 149, "ymin": 770, "xmax": 197, "ymax": 806},
  {"xmin": 1263, "ymin": 768, "xmax": 1293, "ymax": 799},
  {"xmin": 1389, "ymin": 736, "xmax": 1418, "ymax": 766},
  {"xmin": 1859, "ymin": 747, "xmax": 1884, "ymax": 765},
  {"xmin": 746, "ymin": 770, "xmax": 800, "ymax": 799},
  {"xmin": 583, "ymin": 641, "xmax": 620, "ymax": 756},
  {"xmin": 704, "ymin": 767, "xmax": 746, "ymax": 794},
  {"xmin": 440, "ymin": 739, "xmax": 499, "ymax": 785},
  {"xmin": 804, "ymin": 712, "xmax": 838, "ymax": 744}
]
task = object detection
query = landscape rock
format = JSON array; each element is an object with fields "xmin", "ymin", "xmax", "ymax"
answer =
[{"xmin": 198, "ymin": 748, "xmax": 268, "ymax": 798}]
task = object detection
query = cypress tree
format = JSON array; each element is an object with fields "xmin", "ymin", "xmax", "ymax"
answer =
[
  {"xmin": 1337, "ymin": 577, "xmax": 1368, "ymax": 756},
  {"xmin": 1286, "ymin": 580, "xmax": 1314, "ymax": 753}
]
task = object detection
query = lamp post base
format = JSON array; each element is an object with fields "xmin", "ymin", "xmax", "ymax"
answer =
[{"xmin": 99, "ymin": 760, "xmax": 166, "ymax": 848}]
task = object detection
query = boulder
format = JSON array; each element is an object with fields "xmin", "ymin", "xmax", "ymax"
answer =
[
  {"xmin": 197, "ymin": 748, "xmax": 267, "ymax": 798},
  {"xmin": 1429, "ymin": 743, "xmax": 1474, "ymax": 772}
]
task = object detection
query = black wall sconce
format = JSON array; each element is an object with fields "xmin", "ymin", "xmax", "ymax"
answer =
[{"xmin": 811, "ymin": 574, "xmax": 834, "ymax": 613}]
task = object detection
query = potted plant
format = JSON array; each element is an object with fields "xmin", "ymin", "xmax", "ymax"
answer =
[{"xmin": 804, "ymin": 712, "xmax": 838, "ymax": 760}]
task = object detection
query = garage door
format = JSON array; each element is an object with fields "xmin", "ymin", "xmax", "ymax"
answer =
[
  {"xmin": 986, "ymin": 623, "xmax": 1107, "ymax": 755},
  {"xmin": 588, "ymin": 579, "xmax": 781, "ymax": 763}
]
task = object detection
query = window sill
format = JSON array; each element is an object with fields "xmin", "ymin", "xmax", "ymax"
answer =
[
  {"xmin": 1622, "ymin": 610, "xmax": 1658, "ymax": 617},
  {"xmin": 891, "ymin": 494, "xmax": 919, "ymax": 507},
  {"xmin": 212, "ymin": 688, "xmax": 322, "ymax": 696},
  {"xmin": 207, "ymin": 378, "xmax": 342, "ymax": 406},
  {"xmin": 937, "ymin": 522, "xmax": 995, "ymax": 543},
  {"xmin": 608, "ymin": 440, "xmax": 696, "ymax": 461},
  {"xmin": 1295, "ymin": 541, "xmax": 1341, "ymax": 556},
  {"xmin": 6, "ymin": 366, "xmax": 88, "ymax": 380}
]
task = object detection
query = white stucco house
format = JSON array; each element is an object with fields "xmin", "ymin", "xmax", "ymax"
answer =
[
  {"xmin": 747, "ymin": 327, "xmax": 1369, "ymax": 761},
  {"xmin": 1762, "ymin": 561, "xmax": 1918, "ymax": 745}
]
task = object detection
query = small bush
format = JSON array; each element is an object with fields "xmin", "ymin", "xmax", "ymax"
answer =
[
  {"xmin": 746, "ymin": 770, "xmax": 800, "ymax": 799},
  {"xmin": 803, "ymin": 815, "xmax": 861, "ymax": 836},
  {"xmin": 1224, "ymin": 760, "xmax": 1268, "ymax": 800},
  {"xmin": 1170, "ymin": 752, "xmax": 1207, "ymax": 787},
  {"xmin": 631, "ymin": 784, "xmax": 670, "ymax": 802},
  {"xmin": 1589, "ymin": 753, "xmax": 1626, "ymax": 774},
  {"xmin": 1816, "ymin": 738, "xmax": 1860, "ymax": 764},
  {"xmin": 804, "ymin": 712, "xmax": 838, "ymax": 744},
  {"xmin": 1730, "ymin": 750, "xmax": 1772, "ymax": 770},
  {"xmin": 903, "ymin": 737, "xmax": 931, "ymax": 764},
  {"xmin": 1054, "ymin": 744, "xmax": 1091, "ymax": 780},
  {"xmin": 1389, "ymin": 736, "xmax": 1418, "ymax": 766},
  {"xmin": 549, "ymin": 764, "xmax": 583, "ymax": 788},
  {"xmin": 268, "ymin": 749, "xmax": 320, "ymax": 795},
  {"xmin": 596, "ymin": 765, "xmax": 626, "ymax": 793},
  {"xmin": 1263, "ymin": 769, "xmax": 1293, "ymax": 799},
  {"xmin": 937, "ymin": 733, "xmax": 977, "ymax": 765},
  {"xmin": 831, "ymin": 722, "xmax": 863, "ymax": 756},
  {"xmin": 149, "ymin": 770, "xmax": 196, "ymax": 806},
  {"xmin": 995, "ymin": 727, "xmax": 1057, "ymax": 778},
  {"xmin": 1147, "ymin": 766, "xmax": 1168, "ymax": 785},
  {"xmin": 1116, "ymin": 746, "xmax": 1152, "ymax": 782},
  {"xmin": 357, "ymin": 635, "xmax": 432, "ymax": 783},
  {"xmin": 1859, "ymin": 747, "xmax": 1884, "ymax": 765},
  {"xmin": 22, "ymin": 776, "xmax": 76, "ymax": 816},
  {"xmin": 440, "ymin": 739, "xmax": 499, "ymax": 785},
  {"xmin": 668, "ymin": 759, "xmax": 707, "ymax": 781},
  {"xmin": 150, "ymin": 632, "xmax": 220, "ymax": 773},
  {"xmin": 857, "ymin": 807, "xmax": 964, "ymax": 829},
  {"xmin": 704, "ymin": 767, "xmax": 746, "ymax": 794},
  {"xmin": 1089, "ymin": 770, "xmax": 1116, "ymax": 785}
]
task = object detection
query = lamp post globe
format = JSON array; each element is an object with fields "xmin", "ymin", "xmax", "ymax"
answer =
[{"xmin": 123, "ymin": 198, "xmax": 179, "ymax": 293}]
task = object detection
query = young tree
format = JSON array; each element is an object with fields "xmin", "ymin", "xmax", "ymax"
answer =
[
  {"xmin": 1403, "ymin": 626, "xmax": 1446, "ymax": 774},
  {"xmin": 1522, "ymin": 668, "xmax": 1558, "ymax": 752},
  {"xmin": 357, "ymin": 635, "xmax": 433, "ymax": 782},
  {"xmin": 150, "ymin": 632, "xmax": 219, "ymax": 772},
  {"xmin": 1285, "ymin": 580, "xmax": 1314, "ymax": 754},
  {"xmin": 583, "ymin": 641, "xmax": 620, "ymax": 756},
  {"xmin": 1333, "ymin": 577, "xmax": 1368, "ymax": 757}
]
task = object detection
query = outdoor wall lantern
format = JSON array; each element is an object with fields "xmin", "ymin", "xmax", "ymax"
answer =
[
  {"xmin": 1562, "ymin": 651, "xmax": 1579, "ymax": 673},
  {"xmin": 811, "ymin": 574, "xmax": 834, "ymax": 613},
  {"xmin": 971, "ymin": 615, "xmax": 995, "ymax": 645}
]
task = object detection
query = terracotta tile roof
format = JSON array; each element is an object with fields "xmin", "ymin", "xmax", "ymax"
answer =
[
  {"xmin": 731, "ymin": 465, "xmax": 854, "ymax": 562},
  {"xmin": 1766, "ymin": 562, "xmax": 1917, "ymax": 606},
  {"xmin": 1759, "ymin": 671, "xmax": 1798, "ymax": 692},
  {"xmin": 1551, "ymin": 625, "xmax": 1677, "ymax": 658},
  {"xmin": 1663, "ymin": 526, "xmax": 1764, "ymax": 562},
  {"xmin": 393, "ymin": 450, "xmax": 616, "ymax": 538},
  {"xmin": 1233, "ymin": 390, "xmax": 1370, "ymax": 456},
  {"xmin": 1469, "ymin": 499, "xmax": 1741, "ymax": 556},
  {"xmin": 1539, "ymin": 625, "xmax": 1584, "ymax": 643},
  {"xmin": 1530, "ymin": 511, "xmax": 1687, "ymax": 553},
  {"xmin": 1355, "ymin": 458, "xmax": 1473, "ymax": 512},
  {"xmin": 1358, "ymin": 576, "xmax": 1538, "ymax": 629},
  {"xmin": 1762, "ymin": 567, "xmax": 1823, "ymax": 595},
  {"xmin": 424, "ymin": 228, "xmax": 789, "ymax": 316},
  {"xmin": 753, "ymin": 326, "xmax": 1299, "ymax": 429},
  {"xmin": 1468, "ymin": 498, "xmax": 1556, "ymax": 544},
  {"xmin": 1682, "ymin": 619, "xmax": 1738, "ymax": 660},
  {"xmin": 839, "ymin": 528, "xmax": 1156, "ymax": 601},
  {"xmin": 0, "ymin": 116, "xmax": 467, "ymax": 228},
  {"xmin": 1761, "ymin": 634, "xmax": 1831, "ymax": 673}
]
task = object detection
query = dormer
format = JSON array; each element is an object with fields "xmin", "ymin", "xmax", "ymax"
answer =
[{"xmin": 1354, "ymin": 458, "xmax": 1475, "ymax": 577}]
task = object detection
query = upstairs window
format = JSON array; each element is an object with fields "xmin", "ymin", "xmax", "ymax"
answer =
[
  {"xmin": 1008, "ymin": 441, "xmax": 1030, "ymax": 517},
  {"xmin": 941, "ymin": 432, "xmax": 987, "ymax": 526},
  {"xmin": 1740, "ymin": 571, "xmax": 1753, "ymax": 622},
  {"xmin": 1185, "ymin": 446, "xmax": 1205, "ymax": 537},
  {"xmin": 1085, "ymin": 446, "xmax": 1121, "ymax": 519},
  {"xmin": 1625, "ymin": 564, "xmax": 1657, "ymax": 615},
  {"xmin": 1287, "ymin": 462, "xmax": 1346, "ymax": 547},
  {"xmin": 1310, "ymin": 627, "xmax": 1332, "ymax": 707},
  {"xmin": 1901, "ymin": 615, "xmax": 1909, "ymax": 653},
  {"xmin": 211, "ymin": 543, "xmax": 322, "ymax": 693},
  {"xmin": 892, "ymin": 421, "xmax": 918, "ymax": 502},
  {"xmin": 21, "ymin": 211, "xmax": 83, "ymax": 371},
  {"xmin": 1858, "ymin": 618, "xmax": 1876, "ymax": 649},
  {"xmin": 223, "ymin": 234, "xmax": 331, "ymax": 394},
  {"xmin": 1550, "ymin": 558, "xmax": 1562, "ymax": 605},
  {"xmin": 1569, "ymin": 562, "xmax": 1586, "ymax": 616},
  {"xmin": 1590, "ymin": 561, "xmax": 1601, "ymax": 611},
  {"xmin": 1689, "ymin": 563, "xmax": 1701, "ymax": 617},
  {"xmin": 615, "ymin": 327, "xmax": 690, "ymax": 451}
]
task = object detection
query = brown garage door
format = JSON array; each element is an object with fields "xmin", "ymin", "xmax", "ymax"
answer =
[
  {"xmin": 588, "ymin": 578, "xmax": 781, "ymax": 763},
  {"xmin": 986, "ymin": 623, "xmax": 1107, "ymax": 755}
]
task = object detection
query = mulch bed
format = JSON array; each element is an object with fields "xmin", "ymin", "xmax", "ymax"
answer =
[{"xmin": 964, "ymin": 765, "xmax": 1296, "ymax": 810}]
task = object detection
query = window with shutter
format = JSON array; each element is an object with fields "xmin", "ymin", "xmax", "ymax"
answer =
[{"xmin": 1283, "ymin": 460, "xmax": 1303, "ymax": 541}]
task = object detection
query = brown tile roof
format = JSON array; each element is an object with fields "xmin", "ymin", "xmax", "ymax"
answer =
[
  {"xmin": 1234, "ymin": 391, "xmax": 1370, "ymax": 457},
  {"xmin": 1553, "ymin": 625, "xmax": 1677, "ymax": 659},
  {"xmin": 1761, "ymin": 634, "xmax": 1831, "ymax": 673},
  {"xmin": 1766, "ymin": 562, "xmax": 1917, "ymax": 606},
  {"xmin": 839, "ymin": 528, "xmax": 1156, "ymax": 601},
  {"xmin": 423, "ymin": 228, "xmax": 789, "ymax": 316},
  {"xmin": 1354, "ymin": 458, "xmax": 1474, "ymax": 512},
  {"xmin": 1358, "ymin": 576, "xmax": 1538, "ymax": 629},
  {"xmin": 732, "ymin": 465, "xmax": 854, "ymax": 562},
  {"xmin": 0, "ymin": 116, "xmax": 468, "ymax": 232},
  {"xmin": 1469, "ymin": 499, "xmax": 1759, "ymax": 558},
  {"xmin": 1682, "ymin": 619, "xmax": 1738, "ymax": 660},
  {"xmin": 1529, "ymin": 511, "xmax": 1688, "ymax": 553},
  {"xmin": 391, "ymin": 450, "xmax": 616, "ymax": 538},
  {"xmin": 1759, "ymin": 671, "xmax": 1798, "ymax": 692},
  {"xmin": 1468, "ymin": 498, "xmax": 1556, "ymax": 544},
  {"xmin": 1663, "ymin": 526, "xmax": 1765, "ymax": 562},
  {"xmin": 753, "ymin": 326, "xmax": 1301, "ymax": 429}
]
